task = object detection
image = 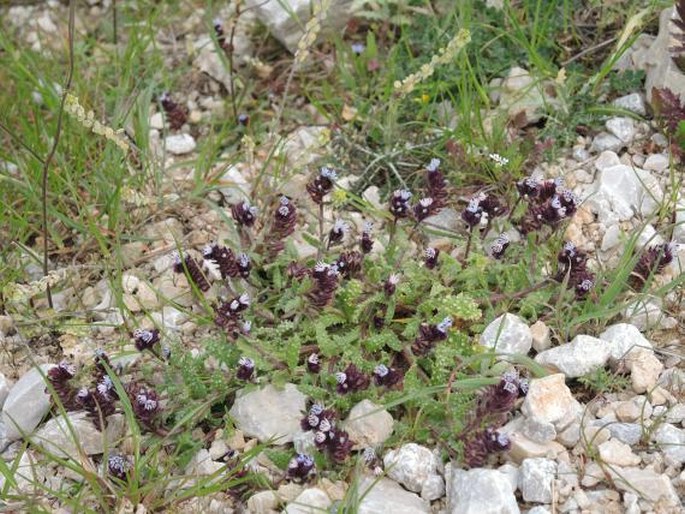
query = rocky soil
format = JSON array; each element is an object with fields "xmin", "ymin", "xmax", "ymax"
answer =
[{"xmin": 1, "ymin": 1, "xmax": 684, "ymax": 513}]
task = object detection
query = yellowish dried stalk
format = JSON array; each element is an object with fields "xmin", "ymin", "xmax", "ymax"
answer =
[
  {"xmin": 294, "ymin": 0, "xmax": 332, "ymax": 66},
  {"xmin": 64, "ymin": 93, "xmax": 130, "ymax": 153},
  {"xmin": 393, "ymin": 28, "xmax": 471, "ymax": 98}
]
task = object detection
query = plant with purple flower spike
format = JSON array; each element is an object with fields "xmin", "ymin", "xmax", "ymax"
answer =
[
  {"xmin": 127, "ymin": 382, "xmax": 161, "ymax": 430},
  {"xmin": 384, "ymin": 273, "xmax": 400, "ymax": 295},
  {"xmin": 389, "ymin": 189, "xmax": 413, "ymax": 219},
  {"xmin": 215, "ymin": 293, "xmax": 250, "ymax": 336},
  {"xmin": 307, "ymin": 353, "xmax": 321, "ymax": 373},
  {"xmin": 425, "ymin": 158, "xmax": 448, "ymax": 208},
  {"xmin": 334, "ymin": 250, "xmax": 362, "ymax": 279},
  {"xmin": 308, "ymin": 262, "xmax": 339, "ymax": 308},
  {"xmin": 413, "ymin": 197, "xmax": 437, "ymax": 221},
  {"xmin": 335, "ymin": 363, "xmax": 370, "ymax": 394},
  {"xmin": 108, "ymin": 454, "xmax": 132, "ymax": 481},
  {"xmin": 173, "ymin": 252, "xmax": 210, "ymax": 292},
  {"xmin": 307, "ymin": 167, "xmax": 337, "ymax": 205},
  {"xmin": 203, "ymin": 243, "xmax": 238, "ymax": 279},
  {"xmin": 630, "ymin": 242, "xmax": 675, "ymax": 289},
  {"xmin": 328, "ymin": 219, "xmax": 349, "ymax": 247},
  {"xmin": 424, "ymin": 247, "xmax": 440, "ymax": 269},
  {"xmin": 47, "ymin": 361, "xmax": 78, "ymax": 410},
  {"xmin": 411, "ymin": 317, "xmax": 452, "ymax": 355},
  {"xmin": 360, "ymin": 221, "xmax": 374, "ymax": 254},
  {"xmin": 236, "ymin": 253, "xmax": 251, "ymax": 278},
  {"xmin": 265, "ymin": 196, "xmax": 297, "ymax": 257},
  {"xmin": 236, "ymin": 356, "xmax": 255, "ymax": 381},
  {"xmin": 287, "ymin": 453, "xmax": 315, "ymax": 481},
  {"xmin": 133, "ymin": 328, "xmax": 160, "ymax": 352},
  {"xmin": 231, "ymin": 200, "xmax": 258, "ymax": 227},
  {"xmin": 159, "ymin": 91, "xmax": 188, "ymax": 130},
  {"xmin": 460, "ymin": 370, "xmax": 526, "ymax": 467},
  {"xmin": 490, "ymin": 234, "xmax": 510, "ymax": 260},
  {"xmin": 373, "ymin": 364, "xmax": 403, "ymax": 388}
]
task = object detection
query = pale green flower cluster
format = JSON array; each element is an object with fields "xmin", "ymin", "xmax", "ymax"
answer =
[
  {"xmin": 64, "ymin": 93, "xmax": 130, "ymax": 153},
  {"xmin": 294, "ymin": 0, "xmax": 332, "ymax": 66},
  {"xmin": 3, "ymin": 269, "xmax": 67, "ymax": 305},
  {"xmin": 393, "ymin": 28, "xmax": 471, "ymax": 97}
]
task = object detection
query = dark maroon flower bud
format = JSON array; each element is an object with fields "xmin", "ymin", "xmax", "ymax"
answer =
[
  {"xmin": 236, "ymin": 356, "xmax": 255, "ymax": 381},
  {"xmin": 412, "ymin": 317, "xmax": 452, "ymax": 356},
  {"xmin": 133, "ymin": 329, "xmax": 159, "ymax": 352},
  {"xmin": 287, "ymin": 261, "xmax": 311, "ymax": 279},
  {"xmin": 574, "ymin": 273, "xmax": 595, "ymax": 298},
  {"xmin": 413, "ymin": 197, "xmax": 437, "ymax": 221},
  {"xmin": 267, "ymin": 196, "xmax": 297, "ymax": 256},
  {"xmin": 360, "ymin": 221, "xmax": 374, "ymax": 254},
  {"xmin": 203, "ymin": 243, "xmax": 238, "ymax": 279},
  {"xmin": 328, "ymin": 429, "xmax": 354, "ymax": 462},
  {"xmin": 426, "ymin": 158, "xmax": 448, "ymax": 208},
  {"xmin": 213, "ymin": 18, "xmax": 227, "ymax": 48},
  {"xmin": 173, "ymin": 252, "xmax": 210, "ymax": 292},
  {"xmin": 47, "ymin": 362, "xmax": 77, "ymax": 410},
  {"xmin": 483, "ymin": 428, "xmax": 511, "ymax": 453},
  {"xmin": 215, "ymin": 294, "xmax": 250, "ymax": 335},
  {"xmin": 516, "ymin": 176, "xmax": 540, "ymax": 198},
  {"xmin": 287, "ymin": 453, "xmax": 315, "ymax": 480},
  {"xmin": 128, "ymin": 383, "xmax": 161, "ymax": 427},
  {"xmin": 384, "ymin": 273, "xmax": 400, "ymax": 295},
  {"xmin": 537, "ymin": 178, "xmax": 562, "ymax": 202},
  {"xmin": 334, "ymin": 250, "xmax": 362, "ymax": 279},
  {"xmin": 557, "ymin": 188, "xmax": 578, "ymax": 217},
  {"xmin": 231, "ymin": 201, "xmax": 258, "ymax": 227},
  {"xmin": 306, "ymin": 167, "xmax": 337, "ymax": 204},
  {"xmin": 424, "ymin": 247, "xmax": 440, "ymax": 269},
  {"xmin": 389, "ymin": 189, "xmax": 413, "ymax": 218},
  {"xmin": 236, "ymin": 253, "xmax": 251, "ymax": 278},
  {"xmin": 480, "ymin": 371, "xmax": 522, "ymax": 415},
  {"xmin": 307, "ymin": 353, "xmax": 321, "ymax": 373},
  {"xmin": 461, "ymin": 197, "xmax": 483, "ymax": 227},
  {"xmin": 478, "ymin": 193, "xmax": 505, "ymax": 218},
  {"xmin": 335, "ymin": 364, "xmax": 370, "ymax": 394},
  {"xmin": 159, "ymin": 92, "xmax": 188, "ymax": 130},
  {"xmin": 93, "ymin": 348, "xmax": 112, "ymax": 378},
  {"xmin": 557, "ymin": 241, "xmax": 587, "ymax": 270},
  {"xmin": 108, "ymin": 454, "xmax": 132, "ymax": 480},
  {"xmin": 373, "ymin": 364, "xmax": 403, "ymax": 388},
  {"xmin": 490, "ymin": 234, "xmax": 510, "ymax": 260},
  {"xmin": 631, "ymin": 242, "xmax": 675, "ymax": 288},
  {"xmin": 308, "ymin": 262, "xmax": 339, "ymax": 308},
  {"xmin": 328, "ymin": 219, "xmax": 349, "ymax": 246}
]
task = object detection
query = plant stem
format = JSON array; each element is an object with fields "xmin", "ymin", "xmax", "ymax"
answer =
[
  {"xmin": 317, "ymin": 202, "xmax": 325, "ymax": 260},
  {"xmin": 41, "ymin": 0, "xmax": 76, "ymax": 309},
  {"xmin": 463, "ymin": 226, "xmax": 474, "ymax": 261}
]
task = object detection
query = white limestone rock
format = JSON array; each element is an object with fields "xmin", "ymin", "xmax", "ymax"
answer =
[
  {"xmin": 164, "ymin": 133, "xmax": 196, "ymax": 155},
  {"xmin": 446, "ymin": 466, "xmax": 520, "ymax": 514},
  {"xmin": 383, "ymin": 443, "xmax": 439, "ymax": 494},
  {"xmin": 357, "ymin": 476, "xmax": 431, "ymax": 514},
  {"xmin": 229, "ymin": 383, "xmax": 307, "ymax": 444},
  {"xmin": 342, "ymin": 400, "xmax": 394, "ymax": 450},
  {"xmin": 519, "ymin": 458, "xmax": 557, "ymax": 503},
  {"xmin": 534, "ymin": 335, "xmax": 611, "ymax": 378},
  {"xmin": 479, "ymin": 313, "xmax": 532, "ymax": 356},
  {"xmin": 2, "ymin": 364, "xmax": 54, "ymax": 440}
]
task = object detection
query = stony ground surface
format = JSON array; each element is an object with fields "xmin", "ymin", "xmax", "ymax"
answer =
[{"xmin": 1, "ymin": 1, "xmax": 684, "ymax": 514}]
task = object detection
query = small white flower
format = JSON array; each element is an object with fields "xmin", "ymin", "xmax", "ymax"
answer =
[
  {"xmin": 238, "ymin": 356, "xmax": 254, "ymax": 368},
  {"xmin": 202, "ymin": 243, "xmax": 216, "ymax": 257},
  {"xmin": 437, "ymin": 317, "xmax": 453, "ymax": 333},
  {"xmin": 362, "ymin": 447, "xmax": 376, "ymax": 463},
  {"xmin": 419, "ymin": 197, "xmax": 434, "ymax": 207},
  {"xmin": 466, "ymin": 198, "xmax": 481, "ymax": 212},
  {"xmin": 308, "ymin": 353, "xmax": 319, "ymax": 364},
  {"xmin": 239, "ymin": 293, "xmax": 250, "ymax": 306},
  {"xmin": 488, "ymin": 153, "xmax": 509, "ymax": 167},
  {"xmin": 314, "ymin": 261, "xmax": 328, "ymax": 273},
  {"xmin": 314, "ymin": 431, "xmax": 327, "ymax": 444},
  {"xmin": 387, "ymin": 273, "xmax": 400, "ymax": 285},
  {"xmin": 319, "ymin": 418, "xmax": 332, "ymax": 432},
  {"xmin": 320, "ymin": 166, "xmax": 337, "ymax": 180},
  {"xmin": 307, "ymin": 414, "xmax": 320, "ymax": 427},
  {"xmin": 374, "ymin": 364, "xmax": 389, "ymax": 377},
  {"xmin": 242, "ymin": 320, "xmax": 252, "ymax": 333},
  {"xmin": 335, "ymin": 372, "xmax": 347, "ymax": 384},
  {"xmin": 238, "ymin": 253, "xmax": 250, "ymax": 267},
  {"xmin": 310, "ymin": 404, "xmax": 324, "ymax": 416},
  {"xmin": 425, "ymin": 247, "xmax": 437, "ymax": 258},
  {"xmin": 502, "ymin": 380, "xmax": 519, "ymax": 395},
  {"xmin": 230, "ymin": 299, "xmax": 240, "ymax": 311},
  {"xmin": 394, "ymin": 189, "xmax": 412, "ymax": 201},
  {"xmin": 426, "ymin": 158, "xmax": 441, "ymax": 172},
  {"xmin": 333, "ymin": 219, "xmax": 350, "ymax": 233},
  {"xmin": 362, "ymin": 221, "xmax": 373, "ymax": 234}
]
